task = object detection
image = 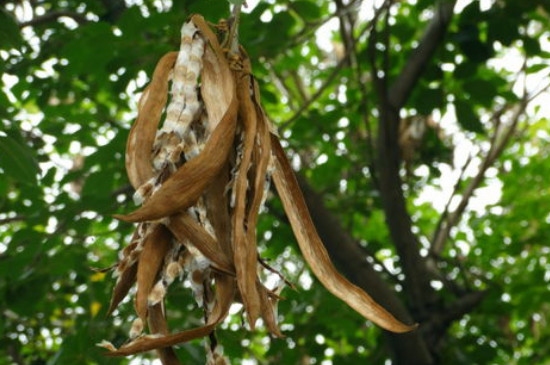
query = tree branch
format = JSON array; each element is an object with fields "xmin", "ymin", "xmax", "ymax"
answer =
[
  {"xmin": 334, "ymin": 0, "xmax": 357, "ymax": 68},
  {"xmin": 0, "ymin": 215, "xmax": 26, "ymax": 225},
  {"xmin": 286, "ymin": 0, "xmax": 362, "ymax": 51},
  {"xmin": 431, "ymin": 153, "xmax": 473, "ymax": 247},
  {"xmin": 288, "ymin": 69, "xmax": 309, "ymax": 102},
  {"xmin": 373, "ymin": 1, "xmax": 456, "ymax": 316},
  {"xmin": 278, "ymin": 1, "xmax": 383, "ymax": 132},
  {"xmin": 431, "ymin": 94, "xmax": 534, "ymax": 255},
  {"xmin": 19, "ymin": 10, "xmax": 88, "ymax": 28},
  {"xmin": 388, "ymin": 0, "xmax": 456, "ymax": 109},
  {"xmin": 277, "ymin": 54, "xmax": 349, "ymax": 132},
  {"xmin": 7, "ymin": 342, "xmax": 25, "ymax": 365},
  {"xmin": 423, "ymin": 290, "xmax": 487, "ymax": 348}
]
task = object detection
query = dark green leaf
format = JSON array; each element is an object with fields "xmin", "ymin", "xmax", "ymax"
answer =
[
  {"xmin": 410, "ymin": 86, "xmax": 443, "ymax": 115},
  {"xmin": 0, "ymin": 9, "xmax": 23, "ymax": 50},
  {"xmin": 523, "ymin": 37, "xmax": 541, "ymax": 56},
  {"xmin": 454, "ymin": 61, "xmax": 478, "ymax": 79},
  {"xmin": 0, "ymin": 135, "xmax": 39, "ymax": 185},
  {"xmin": 292, "ymin": 1, "xmax": 322, "ymax": 21},
  {"xmin": 455, "ymin": 99, "xmax": 484, "ymax": 133},
  {"xmin": 488, "ymin": 15, "xmax": 518, "ymax": 46},
  {"xmin": 462, "ymin": 78, "xmax": 497, "ymax": 107}
]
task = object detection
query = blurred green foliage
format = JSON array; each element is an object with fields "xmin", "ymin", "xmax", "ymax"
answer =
[{"xmin": 0, "ymin": 0, "xmax": 549, "ymax": 364}]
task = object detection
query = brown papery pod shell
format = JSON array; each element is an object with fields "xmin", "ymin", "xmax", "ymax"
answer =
[
  {"xmin": 232, "ymin": 66, "xmax": 261, "ymax": 329},
  {"xmin": 114, "ymin": 50, "xmax": 238, "ymax": 222},
  {"xmin": 114, "ymin": 92, "xmax": 238, "ymax": 222},
  {"xmin": 270, "ymin": 135, "xmax": 417, "ymax": 333},
  {"xmin": 258, "ymin": 282, "xmax": 283, "ymax": 338},
  {"xmin": 125, "ymin": 52, "xmax": 177, "ymax": 189},
  {"xmin": 204, "ymin": 163, "xmax": 233, "ymax": 260},
  {"xmin": 107, "ymin": 260, "xmax": 138, "ymax": 316},
  {"xmin": 167, "ymin": 213, "xmax": 235, "ymax": 275},
  {"xmin": 106, "ymin": 273, "xmax": 236, "ymax": 357},
  {"xmin": 148, "ymin": 303, "xmax": 181, "ymax": 365},
  {"xmin": 206, "ymin": 273, "xmax": 237, "ymax": 326},
  {"xmin": 135, "ymin": 224, "xmax": 173, "ymax": 321},
  {"xmin": 246, "ymin": 94, "xmax": 272, "ymax": 246},
  {"xmin": 200, "ymin": 41, "xmax": 234, "ymax": 133},
  {"xmin": 105, "ymin": 323, "xmax": 218, "ymax": 357}
]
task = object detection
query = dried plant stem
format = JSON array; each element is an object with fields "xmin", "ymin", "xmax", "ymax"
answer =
[{"xmin": 228, "ymin": 4, "xmax": 242, "ymax": 55}]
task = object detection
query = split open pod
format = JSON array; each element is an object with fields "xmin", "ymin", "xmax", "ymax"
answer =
[{"xmin": 100, "ymin": 14, "xmax": 416, "ymax": 365}]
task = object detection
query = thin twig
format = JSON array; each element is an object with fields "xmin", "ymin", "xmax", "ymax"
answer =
[
  {"xmin": 278, "ymin": 1, "xmax": 384, "ymax": 132},
  {"xmin": 388, "ymin": 0, "xmax": 457, "ymax": 109},
  {"xmin": 0, "ymin": 215, "xmax": 26, "ymax": 225},
  {"xmin": 352, "ymin": 1, "xmax": 392, "ymax": 190},
  {"xmin": 285, "ymin": 0, "xmax": 362, "ymax": 51},
  {"xmin": 258, "ymin": 257, "xmax": 296, "ymax": 290},
  {"xmin": 228, "ymin": 4, "xmax": 242, "ymax": 55},
  {"xmin": 277, "ymin": 55, "xmax": 350, "ymax": 132},
  {"xmin": 19, "ymin": 10, "xmax": 88, "ymax": 28},
  {"xmin": 333, "ymin": 0, "xmax": 356, "ymax": 68},
  {"xmin": 288, "ymin": 69, "xmax": 309, "ymax": 101},
  {"xmin": 430, "ymin": 153, "xmax": 473, "ymax": 247},
  {"xmin": 431, "ymin": 83, "xmax": 547, "ymax": 254}
]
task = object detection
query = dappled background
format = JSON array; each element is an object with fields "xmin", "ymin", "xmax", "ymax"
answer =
[{"xmin": 1, "ymin": 0, "xmax": 550, "ymax": 364}]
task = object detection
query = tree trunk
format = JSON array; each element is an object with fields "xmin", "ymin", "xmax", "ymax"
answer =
[{"xmin": 298, "ymin": 175, "xmax": 434, "ymax": 364}]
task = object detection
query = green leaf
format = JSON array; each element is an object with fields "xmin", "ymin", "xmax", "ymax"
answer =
[
  {"xmin": 455, "ymin": 99, "xmax": 484, "ymax": 133},
  {"xmin": 526, "ymin": 64, "xmax": 548, "ymax": 74},
  {"xmin": 411, "ymin": 86, "xmax": 443, "ymax": 115},
  {"xmin": 454, "ymin": 61, "xmax": 478, "ymax": 79},
  {"xmin": 463, "ymin": 78, "xmax": 497, "ymax": 107},
  {"xmin": 188, "ymin": 0, "xmax": 230, "ymax": 21},
  {"xmin": 454, "ymin": 26, "xmax": 493, "ymax": 63},
  {"xmin": 487, "ymin": 14, "xmax": 519, "ymax": 46},
  {"xmin": 0, "ymin": 9, "xmax": 23, "ymax": 50},
  {"xmin": 292, "ymin": 1, "xmax": 322, "ymax": 21},
  {"xmin": 523, "ymin": 37, "xmax": 541, "ymax": 56},
  {"xmin": 0, "ymin": 135, "xmax": 39, "ymax": 185},
  {"xmin": 61, "ymin": 22, "xmax": 117, "ymax": 77}
]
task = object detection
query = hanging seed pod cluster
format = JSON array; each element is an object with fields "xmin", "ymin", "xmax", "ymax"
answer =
[{"xmin": 98, "ymin": 14, "xmax": 415, "ymax": 364}]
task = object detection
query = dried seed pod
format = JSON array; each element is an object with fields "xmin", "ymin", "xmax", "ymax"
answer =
[
  {"xmin": 148, "ymin": 280, "xmax": 167, "ymax": 307},
  {"xmin": 270, "ymin": 135, "xmax": 416, "ymax": 333},
  {"xmin": 148, "ymin": 303, "xmax": 180, "ymax": 365},
  {"xmin": 168, "ymin": 213, "xmax": 234, "ymax": 275},
  {"xmin": 105, "ymin": 274, "xmax": 235, "ymax": 357},
  {"xmin": 129, "ymin": 318, "xmax": 144, "ymax": 339},
  {"xmin": 232, "ymin": 65, "xmax": 261, "ymax": 328},
  {"xmin": 107, "ymin": 260, "xmax": 138, "ymax": 316},
  {"xmin": 96, "ymin": 340, "xmax": 117, "ymax": 351},
  {"xmin": 125, "ymin": 52, "xmax": 178, "ymax": 189},
  {"xmin": 114, "ymin": 89, "xmax": 238, "ymax": 222},
  {"xmin": 135, "ymin": 224, "xmax": 173, "ymax": 321},
  {"xmin": 105, "ymin": 14, "xmax": 415, "ymax": 365}
]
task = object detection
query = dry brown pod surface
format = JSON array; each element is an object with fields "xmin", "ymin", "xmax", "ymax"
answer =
[{"xmin": 99, "ymin": 14, "xmax": 416, "ymax": 364}]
